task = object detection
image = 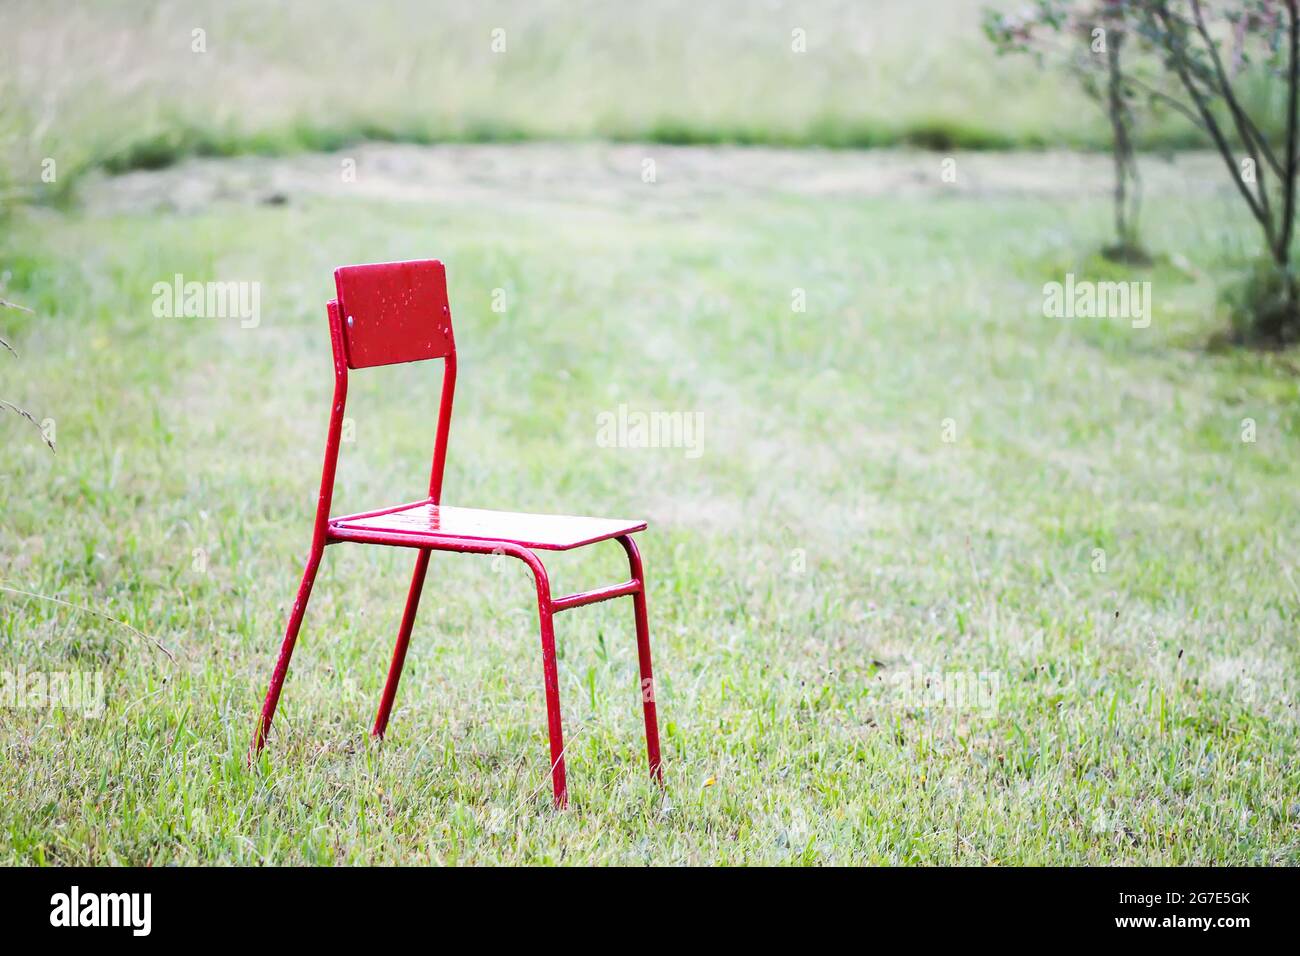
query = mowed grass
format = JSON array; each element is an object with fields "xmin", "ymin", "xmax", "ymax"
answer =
[{"xmin": 1, "ymin": 147, "xmax": 1299, "ymax": 864}]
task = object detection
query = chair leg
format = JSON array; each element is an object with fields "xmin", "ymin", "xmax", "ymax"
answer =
[
  {"xmin": 372, "ymin": 548, "xmax": 431, "ymax": 738},
  {"xmin": 619, "ymin": 535, "xmax": 663, "ymax": 783},
  {"xmin": 252, "ymin": 543, "xmax": 325, "ymax": 759},
  {"xmin": 631, "ymin": 586, "xmax": 664, "ymax": 783},
  {"xmin": 535, "ymin": 590, "xmax": 568, "ymax": 808},
  {"xmin": 506, "ymin": 546, "xmax": 567, "ymax": 808}
]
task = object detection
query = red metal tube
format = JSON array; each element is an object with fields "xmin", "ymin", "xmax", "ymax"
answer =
[
  {"xmin": 551, "ymin": 579, "xmax": 641, "ymax": 612},
  {"xmin": 618, "ymin": 535, "xmax": 663, "ymax": 783},
  {"xmin": 371, "ymin": 548, "xmax": 431, "ymax": 738},
  {"xmin": 250, "ymin": 301, "xmax": 350, "ymax": 759}
]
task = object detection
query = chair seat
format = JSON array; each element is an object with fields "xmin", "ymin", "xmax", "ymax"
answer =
[{"xmin": 329, "ymin": 500, "xmax": 646, "ymax": 551}]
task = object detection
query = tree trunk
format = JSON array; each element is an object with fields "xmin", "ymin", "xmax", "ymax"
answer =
[{"xmin": 1105, "ymin": 29, "xmax": 1142, "ymax": 257}]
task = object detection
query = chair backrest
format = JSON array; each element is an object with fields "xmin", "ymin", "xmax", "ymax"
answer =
[
  {"xmin": 333, "ymin": 259, "xmax": 455, "ymax": 368},
  {"xmin": 317, "ymin": 259, "xmax": 459, "ymax": 517}
]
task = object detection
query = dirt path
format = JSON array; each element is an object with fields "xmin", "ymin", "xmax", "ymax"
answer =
[{"xmin": 79, "ymin": 143, "xmax": 1232, "ymax": 215}]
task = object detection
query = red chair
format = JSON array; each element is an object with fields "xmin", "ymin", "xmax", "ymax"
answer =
[{"xmin": 251, "ymin": 259, "xmax": 662, "ymax": 807}]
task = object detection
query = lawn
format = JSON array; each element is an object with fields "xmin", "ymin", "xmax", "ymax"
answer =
[{"xmin": 1, "ymin": 144, "xmax": 1298, "ymax": 864}]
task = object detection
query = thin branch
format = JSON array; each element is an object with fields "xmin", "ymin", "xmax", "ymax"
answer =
[
  {"xmin": 1280, "ymin": 0, "xmax": 1299, "ymax": 261},
  {"xmin": 1123, "ymin": 71, "xmax": 1208, "ymax": 130},
  {"xmin": 0, "ymin": 398, "xmax": 55, "ymax": 452},
  {"xmin": 1190, "ymin": 0, "xmax": 1283, "ymax": 193},
  {"xmin": 1191, "ymin": 0, "xmax": 1284, "ymax": 176},
  {"xmin": 0, "ymin": 582, "xmax": 176, "ymax": 662},
  {"xmin": 0, "ymin": 298, "xmax": 34, "ymax": 313},
  {"xmin": 1154, "ymin": 3, "xmax": 1273, "ymax": 237}
]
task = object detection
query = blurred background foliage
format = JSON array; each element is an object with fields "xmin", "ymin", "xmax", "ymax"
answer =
[{"xmin": 1, "ymin": 0, "xmax": 1291, "ymax": 207}]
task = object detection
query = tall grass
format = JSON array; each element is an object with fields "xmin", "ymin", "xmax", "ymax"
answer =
[{"xmin": 0, "ymin": 0, "xmax": 1231, "ymax": 202}]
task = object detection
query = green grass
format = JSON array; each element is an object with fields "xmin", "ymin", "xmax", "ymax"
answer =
[
  {"xmin": 1, "ymin": 146, "xmax": 1298, "ymax": 864},
  {"xmin": 9, "ymin": 0, "xmax": 1289, "ymax": 206}
]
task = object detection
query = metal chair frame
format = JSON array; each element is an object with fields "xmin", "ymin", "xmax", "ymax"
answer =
[{"xmin": 251, "ymin": 259, "xmax": 662, "ymax": 808}]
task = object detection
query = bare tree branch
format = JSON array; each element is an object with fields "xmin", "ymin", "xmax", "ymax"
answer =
[
  {"xmin": 1280, "ymin": 0, "xmax": 1299, "ymax": 262},
  {"xmin": 1190, "ymin": 0, "xmax": 1283, "ymax": 186},
  {"xmin": 1153, "ymin": 1, "xmax": 1273, "ymax": 238},
  {"xmin": 1122, "ymin": 71, "xmax": 1208, "ymax": 129}
]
